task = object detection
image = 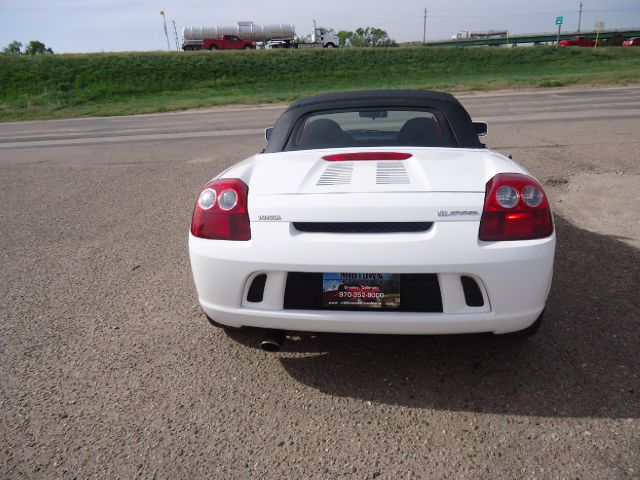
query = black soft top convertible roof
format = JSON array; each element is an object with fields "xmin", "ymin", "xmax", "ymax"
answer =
[
  {"xmin": 264, "ymin": 89, "xmax": 483, "ymax": 152},
  {"xmin": 286, "ymin": 89, "xmax": 460, "ymax": 109}
]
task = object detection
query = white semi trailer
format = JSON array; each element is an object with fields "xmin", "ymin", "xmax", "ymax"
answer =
[
  {"xmin": 182, "ymin": 21, "xmax": 338, "ymax": 50},
  {"xmin": 452, "ymin": 30, "xmax": 509, "ymax": 40}
]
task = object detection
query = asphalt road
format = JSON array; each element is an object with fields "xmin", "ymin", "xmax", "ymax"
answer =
[{"xmin": 1, "ymin": 87, "xmax": 639, "ymax": 479}]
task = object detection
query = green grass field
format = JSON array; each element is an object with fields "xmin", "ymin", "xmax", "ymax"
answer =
[{"xmin": 1, "ymin": 46, "xmax": 639, "ymax": 121}]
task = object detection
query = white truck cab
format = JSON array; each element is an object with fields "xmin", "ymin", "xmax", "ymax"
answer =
[{"xmin": 311, "ymin": 26, "xmax": 339, "ymax": 48}]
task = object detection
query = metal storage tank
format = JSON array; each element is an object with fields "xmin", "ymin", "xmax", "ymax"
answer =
[{"xmin": 182, "ymin": 22, "xmax": 295, "ymax": 42}]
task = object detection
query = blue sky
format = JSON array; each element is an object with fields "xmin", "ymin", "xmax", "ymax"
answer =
[{"xmin": 1, "ymin": 0, "xmax": 638, "ymax": 53}]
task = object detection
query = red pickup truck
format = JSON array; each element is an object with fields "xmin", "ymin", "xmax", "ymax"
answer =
[
  {"xmin": 203, "ymin": 35, "xmax": 256, "ymax": 51},
  {"xmin": 559, "ymin": 36, "xmax": 597, "ymax": 47}
]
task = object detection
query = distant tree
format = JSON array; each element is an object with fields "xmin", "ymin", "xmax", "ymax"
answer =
[
  {"xmin": 24, "ymin": 40, "xmax": 54, "ymax": 55},
  {"xmin": 604, "ymin": 33, "xmax": 626, "ymax": 47},
  {"xmin": 338, "ymin": 31, "xmax": 353, "ymax": 48},
  {"xmin": 341, "ymin": 27, "xmax": 397, "ymax": 48},
  {"xmin": 2, "ymin": 41, "xmax": 23, "ymax": 55},
  {"xmin": 294, "ymin": 33, "xmax": 311, "ymax": 44}
]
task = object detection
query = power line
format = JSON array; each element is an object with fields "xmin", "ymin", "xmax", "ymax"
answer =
[
  {"xmin": 426, "ymin": 6, "xmax": 640, "ymax": 19},
  {"xmin": 359, "ymin": 6, "xmax": 638, "ymax": 35},
  {"xmin": 373, "ymin": 16, "xmax": 416, "ymax": 26}
]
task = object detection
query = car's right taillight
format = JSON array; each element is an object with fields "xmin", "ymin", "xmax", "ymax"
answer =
[
  {"xmin": 190, "ymin": 178, "xmax": 251, "ymax": 241},
  {"xmin": 479, "ymin": 173, "xmax": 553, "ymax": 241}
]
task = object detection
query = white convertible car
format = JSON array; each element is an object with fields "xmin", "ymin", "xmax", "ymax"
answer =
[{"xmin": 189, "ymin": 90, "xmax": 555, "ymax": 350}]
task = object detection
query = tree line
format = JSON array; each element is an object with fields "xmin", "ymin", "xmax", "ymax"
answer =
[
  {"xmin": 3, "ymin": 28, "xmax": 399, "ymax": 54},
  {"xmin": 2, "ymin": 40, "xmax": 54, "ymax": 55},
  {"xmin": 338, "ymin": 27, "xmax": 397, "ymax": 48},
  {"xmin": 295, "ymin": 27, "xmax": 397, "ymax": 48}
]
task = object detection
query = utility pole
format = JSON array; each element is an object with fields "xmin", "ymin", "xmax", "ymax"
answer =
[
  {"xmin": 577, "ymin": 1, "xmax": 583, "ymax": 33},
  {"xmin": 172, "ymin": 19, "xmax": 180, "ymax": 51},
  {"xmin": 423, "ymin": 8, "xmax": 427, "ymax": 45},
  {"xmin": 160, "ymin": 10, "xmax": 171, "ymax": 51}
]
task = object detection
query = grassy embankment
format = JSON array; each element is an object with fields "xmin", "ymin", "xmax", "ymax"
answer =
[{"xmin": 1, "ymin": 46, "xmax": 639, "ymax": 121}]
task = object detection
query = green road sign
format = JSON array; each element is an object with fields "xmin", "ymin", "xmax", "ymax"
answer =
[{"xmin": 556, "ymin": 16, "xmax": 564, "ymax": 25}]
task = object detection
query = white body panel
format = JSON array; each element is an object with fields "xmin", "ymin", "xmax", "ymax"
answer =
[{"xmin": 189, "ymin": 147, "xmax": 555, "ymax": 335}]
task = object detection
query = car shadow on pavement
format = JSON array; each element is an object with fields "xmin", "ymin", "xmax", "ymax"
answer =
[{"xmin": 226, "ymin": 215, "xmax": 639, "ymax": 418}]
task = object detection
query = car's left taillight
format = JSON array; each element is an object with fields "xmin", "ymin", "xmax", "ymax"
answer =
[
  {"xmin": 479, "ymin": 173, "xmax": 553, "ymax": 241},
  {"xmin": 190, "ymin": 178, "xmax": 251, "ymax": 241}
]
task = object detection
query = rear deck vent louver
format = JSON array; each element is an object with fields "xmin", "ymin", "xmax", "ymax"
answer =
[
  {"xmin": 376, "ymin": 162, "xmax": 410, "ymax": 185},
  {"xmin": 317, "ymin": 162, "xmax": 354, "ymax": 186}
]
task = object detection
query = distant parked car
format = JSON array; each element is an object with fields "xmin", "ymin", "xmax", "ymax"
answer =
[
  {"xmin": 623, "ymin": 37, "xmax": 640, "ymax": 47},
  {"xmin": 559, "ymin": 36, "xmax": 597, "ymax": 47}
]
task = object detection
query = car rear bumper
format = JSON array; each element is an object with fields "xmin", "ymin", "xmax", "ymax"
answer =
[{"xmin": 189, "ymin": 221, "xmax": 555, "ymax": 334}]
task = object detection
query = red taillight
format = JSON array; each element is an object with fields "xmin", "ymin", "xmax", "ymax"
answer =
[
  {"xmin": 479, "ymin": 173, "xmax": 553, "ymax": 241},
  {"xmin": 190, "ymin": 178, "xmax": 251, "ymax": 241},
  {"xmin": 322, "ymin": 152, "xmax": 412, "ymax": 161}
]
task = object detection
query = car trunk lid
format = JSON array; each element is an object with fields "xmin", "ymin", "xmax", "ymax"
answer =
[
  {"xmin": 238, "ymin": 148, "xmax": 525, "ymax": 224},
  {"xmin": 248, "ymin": 147, "xmax": 519, "ymax": 195}
]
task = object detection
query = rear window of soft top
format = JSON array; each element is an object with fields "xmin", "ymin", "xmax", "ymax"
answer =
[{"xmin": 285, "ymin": 108, "xmax": 458, "ymax": 150}]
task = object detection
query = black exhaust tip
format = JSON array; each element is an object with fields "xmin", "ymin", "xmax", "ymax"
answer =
[{"xmin": 259, "ymin": 329, "xmax": 286, "ymax": 352}]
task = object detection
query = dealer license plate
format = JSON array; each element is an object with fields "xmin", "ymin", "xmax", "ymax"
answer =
[{"xmin": 322, "ymin": 273, "xmax": 400, "ymax": 310}]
